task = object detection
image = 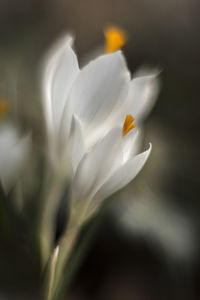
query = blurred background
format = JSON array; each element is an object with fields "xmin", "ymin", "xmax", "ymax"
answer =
[{"xmin": 0, "ymin": 0, "xmax": 200, "ymax": 299}]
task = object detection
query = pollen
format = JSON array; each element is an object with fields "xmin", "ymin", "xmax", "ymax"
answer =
[
  {"xmin": 122, "ymin": 114, "xmax": 136, "ymax": 137},
  {"xmin": 0, "ymin": 99, "xmax": 10, "ymax": 120},
  {"xmin": 104, "ymin": 25, "xmax": 127, "ymax": 54}
]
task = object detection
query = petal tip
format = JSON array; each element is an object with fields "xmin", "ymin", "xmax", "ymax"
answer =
[{"xmin": 145, "ymin": 142, "xmax": 152, "ymax": 158}]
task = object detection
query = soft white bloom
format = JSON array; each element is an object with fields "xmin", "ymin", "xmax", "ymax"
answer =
[
  {"xmin": 121, "ymin": 197, "xmax": 196, "ymax": 261},
  {"xmin": 0, "ymin": 123, "xmax": 31, "ymax": 192},
  {"xmin": 41, "ymin": 35, "xmax": 159, "ymax": 215}
]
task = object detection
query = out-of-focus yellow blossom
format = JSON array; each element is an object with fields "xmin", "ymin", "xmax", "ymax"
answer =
[
  {"xmin": 104, "ymin": 25, "xmax": 127, "ymax": 54},
  {"xmin": 0, "ymin": 99, "xmax": 10, "ymax": 120}
]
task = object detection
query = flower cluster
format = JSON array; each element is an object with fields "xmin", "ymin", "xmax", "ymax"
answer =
[
  {"xmin": 0, "ymin": 26, "xmax": 160, "ymax": 299},
  {"xmin": 41, "ymin": 33, "xmax": 159, "ymax": 222}
]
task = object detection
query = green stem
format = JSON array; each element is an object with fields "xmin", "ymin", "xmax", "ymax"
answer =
[
  {"xmin": 53, "ymin": 213, "xmax": 103, "ymax": 300},
  {"xmin": 43, "ymin": 246, "xmax": 59, "ymax": 300}
]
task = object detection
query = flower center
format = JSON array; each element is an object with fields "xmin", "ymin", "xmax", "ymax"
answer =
[
  {"xmin": 122, "ymin": 114, "xmax": 136, "ymax": 137},
  {"xmin": 104, "ymin": 25, "xmax": 127, "ymax": 54},
  {"xmin": 0, "ymin": 99, "xmax": 10, "ymax": 120}
]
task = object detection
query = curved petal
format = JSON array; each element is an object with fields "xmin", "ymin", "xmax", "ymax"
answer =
[
  {"xmin": 71, "ymin": 127, "xmax": 123, "ymax": 204},
  {"xmin": 42, "ymin": 35, "xmax": 80, "ymax": 133},
  {"xmin": 0, "ymin": 126, "xmax": 31, "ymax": 192},
  {"xmin": 91, "ymin": 144, "xmax": 152, "ymax": 209},
  {"xmin": 122, "ymin": 129, "xmax": 140, "ymax": 162},
  {"xmin": 67, "ymin": 115, "xmax": 85, "ymax": 175},
  {"xmin": 124, "ymin": 73, "xmax": 160, "ymax": 123},
  {"xmin": 66, "ymin": 51, "xmax": 130, "ymax": 140}
]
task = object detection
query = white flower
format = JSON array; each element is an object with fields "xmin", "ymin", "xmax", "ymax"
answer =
[
  {"xmin": 0, "ymin": 123, "xmax": 31, "ymax": 192},
  {"xmin": 41, "ymin": 35, "xmax": 159, "ymax": 216},
  {"xmin": 121, "ymin": 197, "xmax": 195, "ymax": 261}
]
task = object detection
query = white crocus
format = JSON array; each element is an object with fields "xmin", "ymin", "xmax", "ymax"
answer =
[
  {"xmin": 0, "ymin": 123, "xmax": 31, "ymax": 192},
  {"xmin": 41, "ymin": 35, "xmax": 159, "ymax": 217}
]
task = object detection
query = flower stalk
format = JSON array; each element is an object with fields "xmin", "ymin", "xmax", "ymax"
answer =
[{"xmin": 43, "ymin": 246, "xmax": 59, "ymax": 300}]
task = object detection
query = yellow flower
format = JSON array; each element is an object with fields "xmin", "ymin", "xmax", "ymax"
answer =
[
  {"xmin": 0, "ymin": 99, "xmax": 10, "ymax": 120},
  {"xmin": 104, "ymin": 25, "xmax": 127, "ymax": 54}
]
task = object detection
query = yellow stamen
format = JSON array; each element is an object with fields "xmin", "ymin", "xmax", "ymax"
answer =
[
  {"xmin": 0, "ymin": 99, "xmax": 10, "ymax": 120},
  {"xmin": 104, "ymin": 25, "xmax": 127, "ymax": 54},
  {"xmin": 122, "ymin": 114, "xmax": 136, "ymax": 137}
]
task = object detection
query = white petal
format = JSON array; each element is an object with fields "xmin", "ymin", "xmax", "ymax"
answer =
[
  {"xmin": 122, "ymin": 129, "xmax": 140, "ymax": 162},
  {"xmin": 66, "ymin": 51, "xmax": 130, "ymax": 139},
  {"xmin": 67, "ymin": 115, "xmax": 85, "ymax": 175},
  {"xmin": 0, "ymin": 124, "xmax": 19, "ymax": 152},
  {"xmin": 125, "ymin": 73, "xmax": 160, "ymax": 123},
  {"xmin": 91, "ymin": 144, "xmax": 152, "ymax": 208},
  {"xmin": 80, "ymin": 45, "xmax": 104, "ymax": 68},
  {"xmin": 0, "ymin": 127, "xmax": 31, "ymax": 192},
  {"xmin": 71, "ymin": 127, "xmax": 123, "ymax": 204},
  {"xmin": 42, "ymin": 35, "xmax": 80, "ymax": 133}
]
